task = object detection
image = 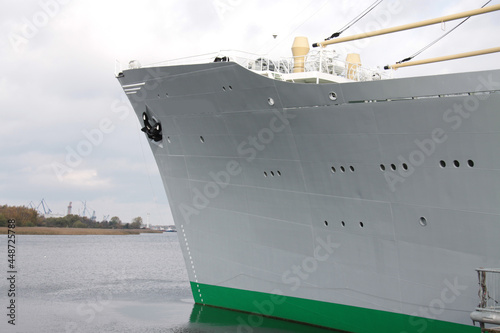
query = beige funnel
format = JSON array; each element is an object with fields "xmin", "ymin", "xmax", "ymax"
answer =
[
  {"xmin": 291, "ymin": 36, "xmax": 310, "ymax": 73},
  {"xmin": 346, "ymin": 53, "xmax": 361, "ymax": 80}
]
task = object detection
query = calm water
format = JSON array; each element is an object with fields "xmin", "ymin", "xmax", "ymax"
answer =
[{"xmin": 0, "ymin": 233, "xmax": 335, "ymax": 333}]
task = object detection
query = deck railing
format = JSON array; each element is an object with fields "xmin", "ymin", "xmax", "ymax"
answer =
[
  {"xmin": 117, "ymin": 49, "xmax": 391, "ymax": 82},
  {"xmin": 471, "ymin": 268, "xmax": 500, "ymax": 332}
]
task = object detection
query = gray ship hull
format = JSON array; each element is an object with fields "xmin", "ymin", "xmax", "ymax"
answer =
[{"xmin": 118, "ymin": 61, "xmax": 500, "ymax": 333}]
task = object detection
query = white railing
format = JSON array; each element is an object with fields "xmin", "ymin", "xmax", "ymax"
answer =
[
  {"xmin": 119, "ymin": 49, "xmax": 392, "ymax": 83},
  {"xmin": 477, "ymin": 269, "xmax": 500, "ymax": 312},
  {"xmin": 471, "ymin": 268, "xmax": 500, "ymax": 332}
]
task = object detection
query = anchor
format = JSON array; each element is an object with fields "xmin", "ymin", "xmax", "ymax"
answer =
[{"xmin": 141, "ymin": 112, "xmax": 162, "ymax": 142}]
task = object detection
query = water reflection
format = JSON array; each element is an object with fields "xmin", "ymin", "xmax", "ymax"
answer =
[
  {"xmin": 4, "ymin": 234, "xmax": 344, "ymax": 332},
  {"xmin": 186, "ymin": 303, "xmax": 340, "ymax": 332}
]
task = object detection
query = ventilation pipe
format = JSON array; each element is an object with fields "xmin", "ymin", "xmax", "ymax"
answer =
[{"xmin": 292, "ymin": 36, "xmax": 310, "ymax": 73}]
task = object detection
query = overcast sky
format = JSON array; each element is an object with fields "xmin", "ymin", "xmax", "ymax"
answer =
[{"xmin": 1, "ymin": 0, "xmax": 499, "ymax": 225}]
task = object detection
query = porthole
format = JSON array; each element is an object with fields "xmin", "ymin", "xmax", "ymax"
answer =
[
  {"xmin": 222, "ymin": 86, "xmax": 226, "ymax": 91},
  {"xmin": 390, "ymin": 164, "xmax": 396, "ymax": 171},
  {"xmin": 331, "ymin": 166, "xmax": 336, "ymax": 173},
  {"xmin": 467, "ymin": 160, "xmax": 474, "ymax": 167},
  {"xmin": 277, "ymin": 170, "xmax": 281, "ymax": 176},
  {"xmin": 264, "ymin": 172, "xmax": 268, "ymax": 177},
  {"xmin": 340, "ymin": 166, "xmax": 345, "ymax": 173},
  {"xmin": 453, "ymin": 160, "xmax": 460, "ymax": 168},
  {"xmin": 270, "ymin": 171, "xmax": 275, "ymax": 177},
  {"xmin": 419, "ymin": 216, "xmax": 427, "ymax": 226},
  {"xmin": 267, "ymin": 97, "xmax": 275, "ymax": 106},
  {"xmin": 402, "ymin": 163, "xmax": 408, "ymax": 171},
  {"xmin": 341, "ymin": 221, "xmax": 345, "ymax": 227},
  {"xmin": 229, "ymin": 85, "xmax": 233, "ymax": 90},
  {"xmin": 200, "ymin": 136, "xmax": 205, "ymax": 143},
  {"xmin": 380, "ymin": 164, "xmax": 386, "ymax": 171},
  {"xmin": 328, "ymin": 92, "xmax": 337, "ymax": 101},
  {"xmin": 439, "ymin": 160, "xmax": 446, "ymax": 168},
  {"xmin": 359, "ymin": 222, "xmax": 364, "ymax": 228},
  {"xmin": 324, "ymin": 221, "xmax": 329, "ymax": 227},
  {"xmin": 167, "ymin": 136, "xmax": 171, "ymax": 143},
  {"xmin": 349, "ymin": 166, "xmax": 355, "ymax": 172},
  {"xmin": 165, "ymin": 92, "xmax": 169, "ymax": 97}
]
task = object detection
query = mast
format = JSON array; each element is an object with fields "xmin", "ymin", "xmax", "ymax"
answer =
[
  {"xmin": 313, "ymin": 4, "xmax": 500, "ymax": 48},
  {"xmin": 385, "ymin": 46, "xmax": 500, "ymax": 70}
]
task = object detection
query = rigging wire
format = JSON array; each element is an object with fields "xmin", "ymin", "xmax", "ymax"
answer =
[
  {"xmin": 261, "ymin": 0, "xmax": 329, "ymax": 55},
  {"xmin": 263, "ymin": 0, "xmax": 383, "ymax": 55},
  {"xmin": 325, "ymin": 0, "xmax": 384, "ymax": 40},
  {"xmin": 395, "ymin": 0, "xmax": 493, "ymax": 64}
]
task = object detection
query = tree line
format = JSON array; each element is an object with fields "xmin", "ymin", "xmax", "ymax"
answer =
[{"xmin": 0, "ymin": 204, "xmax": 143, "ymax": 229}]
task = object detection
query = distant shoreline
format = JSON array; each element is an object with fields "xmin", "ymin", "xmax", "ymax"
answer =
[{"xmin": 0, "ymin": 227, "xmax": 164, "ymax": 235}]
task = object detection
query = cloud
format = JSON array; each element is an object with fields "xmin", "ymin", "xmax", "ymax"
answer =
[{"xmin": 56, "ymin": 169, "xmax": 109, "ymax": 187}]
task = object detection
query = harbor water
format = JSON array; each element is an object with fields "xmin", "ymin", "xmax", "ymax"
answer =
[{"xmin": 0, "ymin": 233, "xmax": 338, "ymax": 332}]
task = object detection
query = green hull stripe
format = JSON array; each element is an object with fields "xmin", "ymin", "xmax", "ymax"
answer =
[{"xmin": 190, "ymin": 282, "xmax": 479, "ymax": 333}]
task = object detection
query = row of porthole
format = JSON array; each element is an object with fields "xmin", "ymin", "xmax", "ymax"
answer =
[
  {"xmin": 324, "ymin": 220, "xmax": 364, "ymax": 228},
  {"xmin": 158, "ymin": 86, "xmax": 334, "ymax": 100},
  {"xmin": 159, "ymin": 85, "xmax": 235, "ymax": 97},
  {"xmin": 268, "ymin": 92, "xmax": 337, "ymax": 106},
  {"xmin": 178, "ymin": 138, "xmax": 476, "ymax": 171},
  {"xmin": 380, "ymin": 163, "xmax": 407, "ymax": 172},
  {"xmin": 324, "ymin": 217, "xmax": 427, "ymax": 228},
  {"xmin": 159, "ymin": 88, "xmax": 333, "ymax": 102},
  {"xmin": 439, "ymin": 159, "xmax": 474, "ymax": 168},
  {"xmin": 331, "ymin": 165, "xmax": 355, "ymax": 173},
  {"xmin": 164, "ymin": 135, "xmax": 206, "ymax": 143},
  {"xmin": 166, "ymin": 136, "xmax": 206, "ymax": 143},
  {"xmin": 264, "ymin": 170, "xmax": 282, "ymax": 177},
  {"xmin": 380, "ymin": 159, "xmax": 475, "ymax": 171}
]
